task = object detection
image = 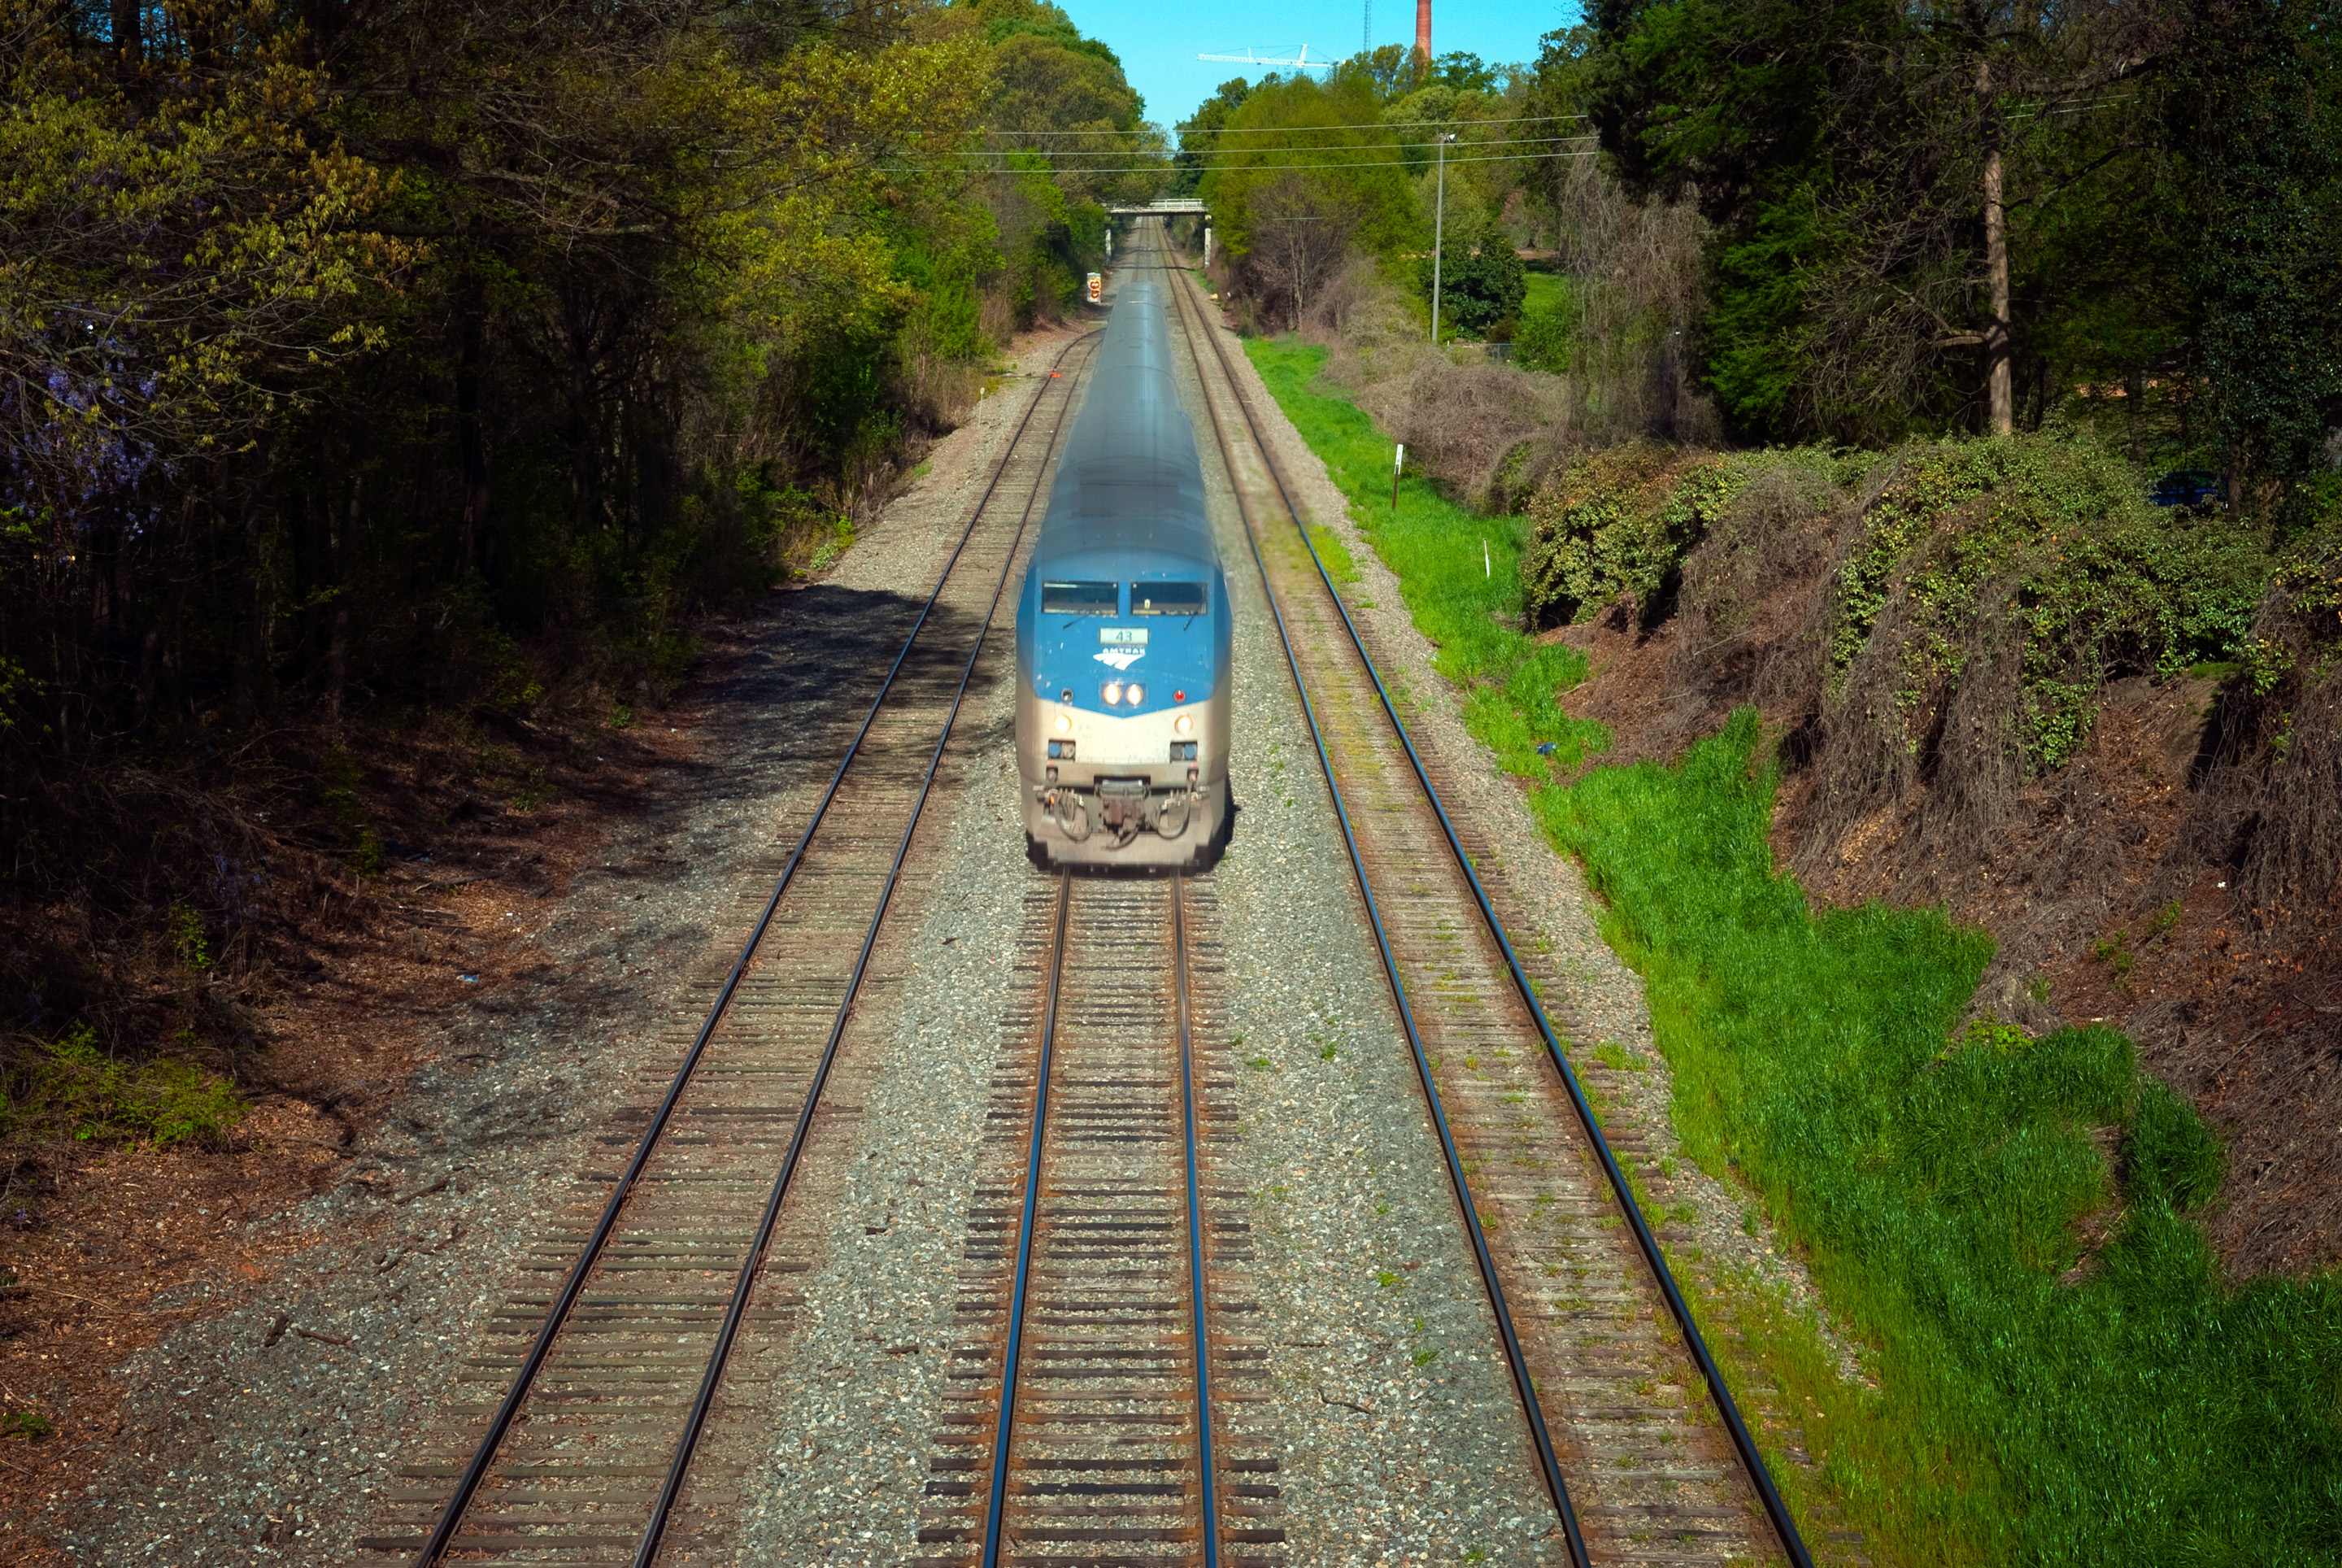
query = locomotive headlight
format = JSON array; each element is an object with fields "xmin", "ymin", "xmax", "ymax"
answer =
[
  {"xmin": 1051, "ymin": 712, "xmax": 1072, "ymax": 734},
  {"xmin": 1125, "ymin": 683, "xmax": 1144, "ymax": 705},
  {"xmin": 1173, "ymin": 713, "xmax": 1193, "ymax": 735},
  {"xmin": 1103, "ymin": 680, "xmax": 1123, "ymax": 706}
]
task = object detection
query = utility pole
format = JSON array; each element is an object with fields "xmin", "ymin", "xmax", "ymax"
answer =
[{"xmin": 1430, "ymin": 133, "xmax": 1455, "ymax": 345}]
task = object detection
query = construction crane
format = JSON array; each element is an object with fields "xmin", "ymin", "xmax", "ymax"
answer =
[{"xmin": 1195, "ymin": 43, "xmax": 1332, "ymax": 70}]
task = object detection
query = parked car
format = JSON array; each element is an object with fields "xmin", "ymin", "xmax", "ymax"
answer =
[{"xmin": 2148, "ymin": 469, "xmax": 2226, "ymax": 509}]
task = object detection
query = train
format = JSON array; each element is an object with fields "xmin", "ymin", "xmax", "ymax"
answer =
[{"xmin": 1013, "ymin": 273, "xmax": 1232, "ymax": 869}]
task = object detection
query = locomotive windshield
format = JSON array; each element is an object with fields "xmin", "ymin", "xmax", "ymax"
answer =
[
  {"xmin": 1130, "ymin": 582, "xmax": 1207, "ymax": 616},
  {"xmin": 1042, "ymin": 580, "xmax": 1119, "ymax": 616}
]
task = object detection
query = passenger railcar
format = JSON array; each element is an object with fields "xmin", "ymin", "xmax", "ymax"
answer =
[{"xmin": 1013, "ymin": 277, "xmax": 1232, "ymax": 868}]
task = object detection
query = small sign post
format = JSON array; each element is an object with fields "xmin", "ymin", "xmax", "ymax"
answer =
[{"xmin": 1392, "ymin": 443, "xmax": 1404, "ymax": 513}]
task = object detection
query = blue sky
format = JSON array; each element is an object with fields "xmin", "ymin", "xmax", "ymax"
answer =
[{"xmin": 1056, "ymin": 0, "xmax": 1585, "ymax": 133}]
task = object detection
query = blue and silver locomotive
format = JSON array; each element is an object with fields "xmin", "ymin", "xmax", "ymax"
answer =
[{"xmin": 1013, "ymin": 277, "xmax": 1232, "ymax": 868}]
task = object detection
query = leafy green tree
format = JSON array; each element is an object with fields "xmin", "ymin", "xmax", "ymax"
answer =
[
  {"xmin": 1424, "ymin": 216, "xmax": 1527, "ymax": 338},
  {"xmin": 2173, "ymin": 0, "xmax": 2342, "ymax": 509},
  {"xmin": 1584, "ymin": 0, "xmax": 2198, "ymax": 445},
  {"xmin": 1174, "ymin": 78, "xmax": 1252, "ymax": 196},
  {"xmin": 1432, "ymin": 51, "xmax": 1500, "ymax": 93},
  {"xmin": 954, "ymin": 0, "xmax": 1166, "ymax": 291},
  {"xmin": 1199, "ymin": 71, "xmax": 1418, "ymax": 324},
  {"xmin": 1339, "ymin": 44, "xmax": 1425, "ymax": 102}
]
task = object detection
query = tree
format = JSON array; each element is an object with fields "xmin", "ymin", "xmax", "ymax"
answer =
[
  {"xmin": 1198, "ymin": 71, "xmax": 1418, "ymax": 324},
  {"xmin": 1585, "ymin": 0, "xmax": 2193, "ymax": 444},
  {"xmin": 1423, "ymin": 216, "xmax": 1527, "ymax": 337},
  {"xmin": 960, "ymin": 0, "xmax": 1169, "ymax": 211},
  {"xmin": 1247, "ymin": 172, "xmax": 1359, "ymax": 325},
  {"xmin": 1174, "ymin": 79, "xmax": 1252, "ymax": 196},
  {"xmin": 2174, "ymin": 0, "xmax": 2342, "ymax": 510},
  {"xmin": 1339, "ymin": 44, "xmax": 1425, "ymax": 102},
  {"xmin": 1432, "ymin": 51, "xmax": 1500, "ymax": 93}
]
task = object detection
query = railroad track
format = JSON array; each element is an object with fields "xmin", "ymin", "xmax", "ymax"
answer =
[
  {"xmin": 1148, "ymin": 222, "xmax": 1813, "ymax": 1568},
  {"xmin": 354, "ymin": 328, "xmax": 1101, "ymax": 1568},
  {"xmin": 913, "ymin": 872, "xmax": 1281, "ymax": 1568}
]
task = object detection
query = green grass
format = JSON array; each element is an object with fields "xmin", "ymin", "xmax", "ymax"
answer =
[
  {"xmin": 1243, "ymin": 337, "xmax": 1606, "ymax": 774},
  {"xmin": 1244, "ymin": 340, "xmax": 2342, "ymax": 1566},
  {"xmin": 2, "ymin": 1024, "xmax": 246, "ymax": 1149},
  {"xmin": 1521, "ymin": 272, "xmax": 1565, "ymax": 318},
  {"xmin": 1539, "ymin": 712, "xmax": 2342, "ymax": 1564}
]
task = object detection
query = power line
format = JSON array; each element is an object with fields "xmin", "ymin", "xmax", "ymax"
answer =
[
  {"xmin": 896, "ymin": 147, "xmax": 1602, "ymax": 176},
  {"xmin": 995, "ymin": 133, "xmax": 1595, "ymax": 160},
  {"xmin": 904, "ymin": 113, "xmax": 1589, "ymax": 137},
  {"xmin": 1184, "ymin": 112, "xmax": 1591, "ymax": 133}
]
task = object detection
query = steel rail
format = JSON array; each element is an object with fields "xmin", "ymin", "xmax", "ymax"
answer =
[
  {"xmin": 630, "ymin": 326, "xmax": 1086, "ymax": 1562},
  {"xmin": 1173, "ymin": 874, "xmax": 1222, "ymax": 1568},
  {"xmin": 1151, "ymin": 232, "xmax": 1591, "ymax": 1568},
  {"xmin": 409, "ymin": 330, "xmax": 1097, "ymax": 1568},
  {"xmin": 981, "ymin": 871, "xmax": 1074, "ymax": 1568},
  {"xmin": 1165, "ymin": 237, "xmax": 1815, "ymax": 1568}
]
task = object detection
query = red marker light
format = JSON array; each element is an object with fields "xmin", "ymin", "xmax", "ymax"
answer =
[{"xmin": 1174, "ymin": 690, "xmax": 1186, "ymax": 702}]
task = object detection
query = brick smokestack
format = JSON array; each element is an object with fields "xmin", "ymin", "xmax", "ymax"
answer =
[{"xmin": 1415, "ymin": 0, "xmax": 1430, "ymax": 65}]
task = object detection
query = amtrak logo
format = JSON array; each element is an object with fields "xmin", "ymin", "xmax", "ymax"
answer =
[{"xmin": 1093, "ymin": 647, "xmax": 1145, "ymax": 673}]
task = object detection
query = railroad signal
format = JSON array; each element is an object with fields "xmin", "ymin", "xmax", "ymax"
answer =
[{"xmin": 1086, "ymin": 272, "xmax": 1103, "ymax": 303}]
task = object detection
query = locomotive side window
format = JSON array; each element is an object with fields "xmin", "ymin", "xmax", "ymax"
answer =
[
  {"xmin": 1043, "ymin": 580, "xmax": 1120, "ymax": 615},
  {"xmin": 1130, "ymin": 581, "xmax": 1206, "ymax": 616}
]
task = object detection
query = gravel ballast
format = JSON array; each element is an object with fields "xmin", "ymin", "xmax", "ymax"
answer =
[
  {"xmin": 43, "ymin": 328, "xmax": 1088, "ymax": 1567},
  {"xmin": 703, "ymin": 264, "xmax": 1566, "ymax": 1566},
  {"xmin": 48, "ymin": 261, "xmax": 1852, "ymax": 1568}
]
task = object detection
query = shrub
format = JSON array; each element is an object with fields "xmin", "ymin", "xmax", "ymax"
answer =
[
  {"xmin": 2, "ymin": 1024, "xmax": 246, "ymax": 1149},
  {"xmin": 1510, "ymin": 278, "xmax": 1580, "ymax": 375},
  {"xmin": 1827, "ymin": 436, "xmax": 2269, "ymax": 773},
  {"xmin": 1520, "ymin": 442, "xmax": 1828, "ymax": 628}
]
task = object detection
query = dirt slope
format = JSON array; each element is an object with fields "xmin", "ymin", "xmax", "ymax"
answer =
[{"xmin": 1553, "ymin": 512, "xmax": 2340, "ymax": 1280}]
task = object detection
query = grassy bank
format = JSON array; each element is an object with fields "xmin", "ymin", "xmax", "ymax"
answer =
[
  {"xmin": 1243, "ymin": 336, "xmax": 2342, "ymax": 1566},
  {"xmin": 1244, "ymin": 338, "xmax": 1605, "ymax": 773},
  {"xmin": 1545, "ymin": 714, "xmax": 2342, "ymax": 1564}
]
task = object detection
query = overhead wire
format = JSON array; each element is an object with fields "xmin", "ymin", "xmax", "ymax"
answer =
[
  {"xmin": 970, "ymin": 135, "xmax": 1596, "ymax": 163},
  {"xmin": 895, "ymin": 146, "xmax": 1600, "ymax": 176},
  {"xmin": 903, "ymin": 112, "xmax": 1589, "ymax": 136}
]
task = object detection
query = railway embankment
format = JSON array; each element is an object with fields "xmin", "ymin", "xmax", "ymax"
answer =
[{"xmin": 1233, "ymin": 328, "xmax": 2342, "ymax": 1566}]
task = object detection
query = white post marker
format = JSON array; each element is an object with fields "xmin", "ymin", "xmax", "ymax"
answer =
[
  {"xmin": 1483, "ymin": 538, "xmax": 1491, "ymax": 577},
  {"xmin": 1204, "ymin": 224, "xmax": 1213, "ymax": 268},
  {"xmin": 1391, "ymin": 443, "xmax": 1405, "ymax": 512}
]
